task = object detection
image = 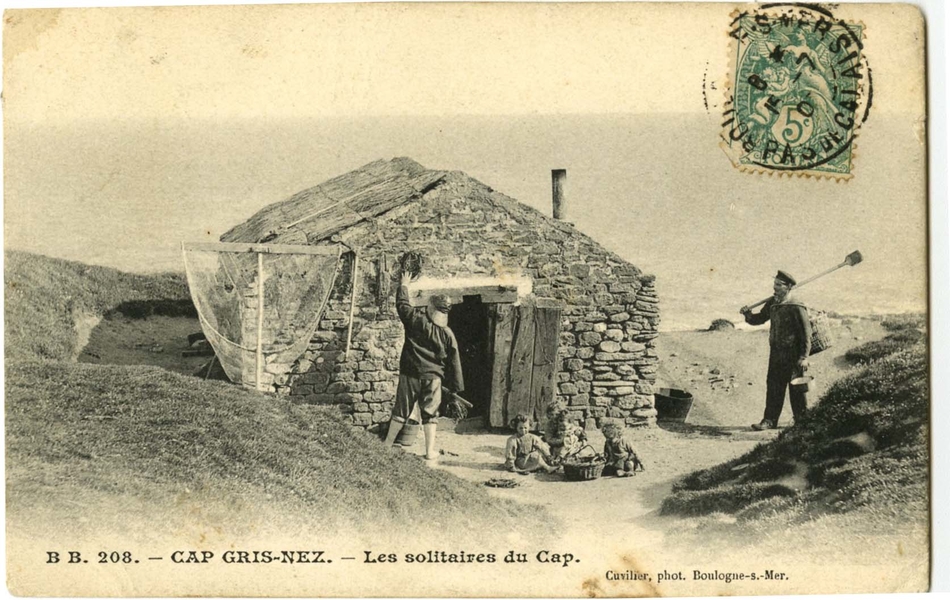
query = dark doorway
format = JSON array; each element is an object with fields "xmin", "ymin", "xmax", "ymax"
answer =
[{"xmin": 448, "ymin": 296, "xmax": 492, "ymax": 419}]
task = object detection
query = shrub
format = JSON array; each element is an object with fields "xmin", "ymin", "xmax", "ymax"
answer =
[
  {"xmin": 844, "ymin": 338, "xmax": 907, "ymax": 364},
  {"xmin": 707, "ymin": 318, "xmax": 735, "ymax": 331},
  {"xmin": 661, "ymin": 482, "xmax": 798, "ymax": 516},
  {"xmin": 880, "ymin": 313, "xmax": 926, "ymax": 332},
  {"xmin": 843, "ymin": 327, "xmax": 925, "ymax": 365},
  {"xmin": 662, "ymin": 345, "xmax": 928, "ymax": 521}
]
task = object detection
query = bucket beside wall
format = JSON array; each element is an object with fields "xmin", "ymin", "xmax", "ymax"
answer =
[{"xmin": 654, "ymin": 388, "xmax": 694, "ymax": 422}]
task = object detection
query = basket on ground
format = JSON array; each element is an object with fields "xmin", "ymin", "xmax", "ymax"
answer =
[{"xmin": 562, "ymin": 445, "xmax": 606, "ymax": 481}]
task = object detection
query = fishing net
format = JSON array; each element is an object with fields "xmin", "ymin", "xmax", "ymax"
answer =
[{"xmin": 182, "ymin": 243, "xmax": 342, "ymax": 390}]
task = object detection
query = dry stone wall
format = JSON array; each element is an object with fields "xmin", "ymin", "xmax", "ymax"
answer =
[{"xmin": 274, "ymin": 172, "xmax": 659, "ymax": 432}]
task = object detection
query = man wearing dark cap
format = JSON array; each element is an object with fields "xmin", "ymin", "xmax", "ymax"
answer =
[
  {"xmin": 740, "ymin": 270, "xmax": 812, "ymax": 430},
  {"xmin": 383, "ymin": 270, "xmax": 464, "ymax": 461}
]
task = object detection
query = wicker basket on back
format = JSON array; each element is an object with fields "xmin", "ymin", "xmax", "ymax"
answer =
[{"xmin": 809, "ymin": 310, "xmax": 832, "ymax": 355}]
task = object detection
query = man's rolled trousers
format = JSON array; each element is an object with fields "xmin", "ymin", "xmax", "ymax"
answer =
[
  {"xmin": 742, "ymin": 275, "xmax": 812, "ymax": 428},
  {"xmin": 383, "ymin": 273, "xmax": 464, "ymax": 459}
]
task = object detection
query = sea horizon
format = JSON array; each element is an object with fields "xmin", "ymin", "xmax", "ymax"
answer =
[{"xmin": 4, "ymin": 113, "xmax": 928, "ymax": 331}]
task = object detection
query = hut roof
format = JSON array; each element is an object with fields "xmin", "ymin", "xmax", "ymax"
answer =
[
  {"xmin": 220, "ymin": 158, "xmax": 650, "ymax": 284},
  {"xmin": 221, "ymin": 157, "xmax": 446, "ymax": 244}
]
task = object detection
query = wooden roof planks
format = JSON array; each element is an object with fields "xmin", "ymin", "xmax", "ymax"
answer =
[{"xmin": 221, "ymin": 157, "xmax": 446, "ymax": 245}]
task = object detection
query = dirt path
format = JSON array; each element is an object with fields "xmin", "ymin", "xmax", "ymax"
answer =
[
  {"xmin": 426, "ymin": 422, "xmax": 769, "ymax": 527},
  {"xmin": 422, "ymin": 317, "xmax": 887, "ymax": 529},
  {"xmin": 397, "ymin": 421, "xmax": 787, "ymax": 595},
  {"xmin": 655, "ymin": 318, "xmax": 888, "ymax": 428},
  {"xmin": 395, "ymin": 318, "xmax": 928, "ymax": 595}
]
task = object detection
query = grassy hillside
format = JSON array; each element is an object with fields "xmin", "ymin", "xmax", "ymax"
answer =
[
  {"xmin": 661, "ymin": 316, "xmax": 928, "ymax": 524},
  {"xmin": 6, "ymin": 250, "xmax": 550, "ymax": 545},
  {"xmin": 7, "ymin": 360, "xmax": 548, "ymax": 543},
  {"xmin": 5, "ymin": 250, "xmax": 193, "ymax": 361}
]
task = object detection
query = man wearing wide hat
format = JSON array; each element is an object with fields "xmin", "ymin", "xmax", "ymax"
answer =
[
  {"xmin": 740, "ymin": 270, "xmax": 812, "ymax": 430},
  {"xmin": 383, "ymin": 269, "xmax": 464, "ymax": 460}
]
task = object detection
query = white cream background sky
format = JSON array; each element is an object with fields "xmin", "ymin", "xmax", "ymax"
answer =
[{"xmin": 3, "ymin": 3, "xmax": 929, "ymax": 329}]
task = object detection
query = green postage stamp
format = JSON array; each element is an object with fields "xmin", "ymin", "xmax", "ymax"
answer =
[{"xmin": 721, "ymin": 4, "xmax": 871, "ymax": 179}]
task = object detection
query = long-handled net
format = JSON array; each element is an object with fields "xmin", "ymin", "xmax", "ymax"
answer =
[{"xmin": 182, "ymin": 242, "xmax": 342, "ymax": 390}]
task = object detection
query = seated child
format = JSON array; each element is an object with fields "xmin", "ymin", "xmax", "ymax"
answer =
[
  {"xmin": 505, "ymin": 414, "xmax": 558, "ymax": 474},
  {"xmin": 601, "ymin": 422, "xmax": 645, "ymax": 477},
  {"xmin": 543, "ymin": 409, "xmax": 587, "ymax": 465}
]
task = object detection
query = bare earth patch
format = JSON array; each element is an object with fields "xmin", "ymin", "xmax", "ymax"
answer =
[
  {"xmin": 77, "ymin": 314, "xmax": 208, "ymax": 375},
  {"xmin": 655, "ymin": 317, "xmax": 891, "ymax": 428}
]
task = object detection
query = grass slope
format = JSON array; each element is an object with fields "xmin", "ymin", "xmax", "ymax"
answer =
[
  {"xmin": 5, "ymin": 250, "xmax": 193, "ymax": 361},
  {"xmin": 7, "ymin": 361, "xmax": 547, "ymax": 542},
  {"xmin": 6, "ymin": 250, "xmax": 549, "ymax": 544},
  {"xmin": 661, "ymin": 317, "xmax": 928, "ymax": 525}
]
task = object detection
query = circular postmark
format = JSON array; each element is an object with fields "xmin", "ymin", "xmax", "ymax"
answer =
[{"xmin": 720, "ymin": 3, "xmax": 872, "ymax": 179}]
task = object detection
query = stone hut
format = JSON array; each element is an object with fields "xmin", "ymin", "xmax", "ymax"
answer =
[{"xmin": 218, "ymin": 157, "xmax": 660, "ymax": 432}]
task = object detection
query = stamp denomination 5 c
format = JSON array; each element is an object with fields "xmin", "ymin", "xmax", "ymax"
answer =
[{"xmin": 721, "ymin": 4, "xmax": 872, "ymax": 180}]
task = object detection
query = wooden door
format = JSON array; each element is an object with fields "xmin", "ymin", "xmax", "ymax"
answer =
[
  {"xmin": 487, "ymin": 304, "xmax": 562, "ymax": 428},
  {"xmin": 529, "ymin": 306, "xmax": 561, "ymax": 425}
]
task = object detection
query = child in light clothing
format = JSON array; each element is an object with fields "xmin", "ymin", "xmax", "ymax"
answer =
[
  {"xmin": 601, "ymin": 422, "xmax": 645, "ymax": 477},
  {"xmin": 544, "ymin": 409, "xmax": 587, "ymax": 465},
  {"xmin": 505, "ymin": 414, "xmax": 557, "ymax": 474}
]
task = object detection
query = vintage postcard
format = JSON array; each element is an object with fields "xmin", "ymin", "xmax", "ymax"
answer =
[{"xmin": 3, "ymin": 2, "xmax": 933, "ymax": 597}]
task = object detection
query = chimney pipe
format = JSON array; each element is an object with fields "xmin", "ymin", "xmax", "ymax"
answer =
[{"xmin": 552, "ymin": 169, "xmax": 567, "ymax": 220}]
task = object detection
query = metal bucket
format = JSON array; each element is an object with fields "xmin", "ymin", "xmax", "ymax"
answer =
[
  {"xmin": 654, "ymin": 388, "xmax": 694, "ymax": 422},
  {"xmin": 790, "ymin": 375, "xmax": 814, "ymax": 394},
  {"xmin": 396, "ymin": 421, "xmax": 421, "ymax": 446}
]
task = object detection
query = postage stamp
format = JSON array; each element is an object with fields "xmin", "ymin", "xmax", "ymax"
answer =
[{"xmin": 721, "ymin": 4, "xmax": 872, "ymax": 179}]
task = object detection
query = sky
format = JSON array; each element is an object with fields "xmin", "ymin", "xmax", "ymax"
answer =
[{"xmin": 2, "ymin": 3, "xmax": 930, "ymax": 329}]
